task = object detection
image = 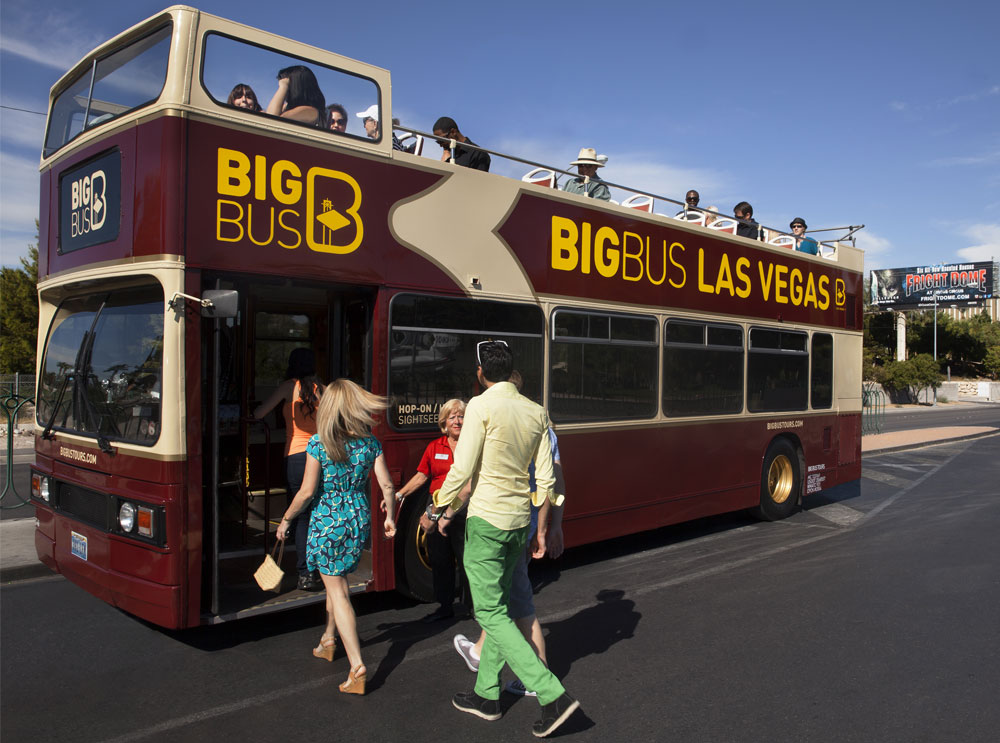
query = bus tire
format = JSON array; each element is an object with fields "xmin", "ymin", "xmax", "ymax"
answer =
[
  {"xmin": 397, "ymin": 491, "xmax": 435, "ymax": 602},
  {"xmin": 755, "ymin": 438, "xmax": 801, "ymax": 521}
]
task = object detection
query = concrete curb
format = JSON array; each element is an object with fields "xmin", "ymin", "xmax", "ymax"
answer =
[
  {"xmin": 862, "ymin": 428, "xmax": 1000, "ymax": 456},
  {"xmin": 1, "ymin": 562, "xmax": 56, "ymax": 584}
]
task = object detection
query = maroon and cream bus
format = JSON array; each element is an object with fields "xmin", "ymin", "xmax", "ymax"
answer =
[{"xmin": 31, "ymin": 6, "xmax": 864, "ymax": 629}]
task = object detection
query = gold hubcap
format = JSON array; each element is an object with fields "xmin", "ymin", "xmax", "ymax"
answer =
[
  {"xmin": 414, "ymin": 527, "xmax": 431, "ymax": 570},
  {"xmin": 767, "ymin": 454, "xmax": 794, "ymax": 504}
]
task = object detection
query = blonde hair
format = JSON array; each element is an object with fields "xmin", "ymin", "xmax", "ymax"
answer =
[
  {"xmin": 316, "ymin": 379, "xmax": 387, "ymax": 462},
  {"xmin": 437, "ymin": 399, "xmax": 466, "ymax": 432}
]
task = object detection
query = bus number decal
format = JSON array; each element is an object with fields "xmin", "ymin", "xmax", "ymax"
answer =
[{"xmin": 215, "ymin": 147, "xmax": 363, "ymax": 254}]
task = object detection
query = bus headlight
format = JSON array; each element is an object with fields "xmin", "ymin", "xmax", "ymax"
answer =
[
  {"xmin": 31, "ymin": 474, "xmax": 50, "ymax": 502},
  {"xmin": 119, "ymin": 502, "xmax": 136, "ymax": 532}
]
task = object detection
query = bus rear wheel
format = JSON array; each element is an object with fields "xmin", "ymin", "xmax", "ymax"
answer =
[
  {"xmin": 755, "ymin": 438, "xmax": 801, "ymax": 521},
  {"xmin": 397, "ymin": 491, "xmax": 435, "ymax": 602}
]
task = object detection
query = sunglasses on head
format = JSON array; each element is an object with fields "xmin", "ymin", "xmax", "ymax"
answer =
[{"xmin": 476, "ymin": 339, "xmax": 509, "ymax": 366}]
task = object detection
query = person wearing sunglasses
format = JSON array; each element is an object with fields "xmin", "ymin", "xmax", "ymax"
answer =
[
  {"xmin": 790, "ymin": 218, "xmax": 819, "ymax": 255},
  {"xmin": 431, "ymin": 340, "xmax": 580, "ymax": 737},
  {"xmin": 734, "ymin": 201, "xmax": 763, "ymax": 240},
  {"xmin": 433, "ymin": 116, "xmax": 491, "ymax": 171},
  {"xmin": 326, "ymin": 102, "xmax": 348, "ymax": 133}
]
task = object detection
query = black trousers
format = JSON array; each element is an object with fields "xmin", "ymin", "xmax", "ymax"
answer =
[{"xmin": 429, "ymin": 512, "xmax": 471, "ymax": 610}]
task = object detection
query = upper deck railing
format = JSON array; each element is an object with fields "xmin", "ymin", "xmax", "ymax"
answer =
[{"xmin": 41, "ymin": 5, "xmax": 863, "ymax": 270}]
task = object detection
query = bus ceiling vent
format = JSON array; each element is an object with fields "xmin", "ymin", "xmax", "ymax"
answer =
[{"xmin": 469, "ymin": 276, "xmax": 482, "ymax": 290}]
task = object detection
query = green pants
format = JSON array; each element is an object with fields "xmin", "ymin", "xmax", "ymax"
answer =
[{"xmin": 464, "ymin": 516, "xmax": 566, "ymax": 705}]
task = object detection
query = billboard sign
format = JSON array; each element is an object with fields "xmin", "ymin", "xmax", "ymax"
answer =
[{"xmin": 870, "ymin": 262, "xmax": 995, "ymax": 310}]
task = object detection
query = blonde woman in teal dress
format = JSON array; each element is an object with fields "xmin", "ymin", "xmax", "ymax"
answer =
[{"xmin": 277, "ymin": 379, "xmax": 397, "ymax": 695}]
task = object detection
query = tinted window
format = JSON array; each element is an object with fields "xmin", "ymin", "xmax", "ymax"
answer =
[
  {"xmin": 37, "ymin": 282, "xmax": 164, "ymax": 445},
  {"xmin": 747, "ymin": 328, "xmax": 809, "ymax": 412},
  {"xmin": 811, "ymin": 333, "xmax": 833, "ymax": 409},
  {"xmin": 45, "ymin": 25, "xmax": 172, "ymax": 156},
  {"xmin": 663, "ymin": 320, "xmax": 743, "ymax": 416},
  {"xmin": 389, "ymin": 295, "xmax": 544, "ymax": 430},
  {"xmin": 549, "ymin": 310, "xmax": 658, "ymax": 423}
]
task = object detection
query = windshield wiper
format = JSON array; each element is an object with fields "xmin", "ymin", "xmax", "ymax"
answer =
[{"xmin": 40, "ymin": 372, "xmax": 76, "ymax": 440}]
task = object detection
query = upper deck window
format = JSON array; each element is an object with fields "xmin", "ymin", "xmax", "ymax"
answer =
[
  {"xmin": 201, "ymin": 34, "xmax": 382, "ymax": 141},
  {"xmin": 44, "ymin": 25, "xmax": 172, "ymax": 157}
]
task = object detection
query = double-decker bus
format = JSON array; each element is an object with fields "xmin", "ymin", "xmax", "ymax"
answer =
[{"xmin": 31, "ymin": 6, "xmax": 864, "ymax": 629}]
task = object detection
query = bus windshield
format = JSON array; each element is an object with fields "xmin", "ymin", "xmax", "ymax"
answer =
[
  {"xmin": 36, "ymin": 282, "xmax": 164, "ymax": 445},
  {"xmin": 44, "ymin": 24, "xmax": 172, "ymax": 156}
]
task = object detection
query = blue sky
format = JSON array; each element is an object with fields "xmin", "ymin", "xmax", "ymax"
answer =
[{"xmin": 2, "ymin": 0, "xmax": 998, "ymax": 273}]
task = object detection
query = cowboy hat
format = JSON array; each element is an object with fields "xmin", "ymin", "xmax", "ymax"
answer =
[{"xmin": 571, "ymin": 147, "xmax": 604, "ymax": 167}]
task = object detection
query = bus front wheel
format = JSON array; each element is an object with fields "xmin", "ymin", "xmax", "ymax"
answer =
[
  {"xmin": 397, "ymin": 491, "xmax": 435, "ymax": 602},
  {"xmin": 755, "ymin": 438, "xmax": 801, "ymax": 521}
]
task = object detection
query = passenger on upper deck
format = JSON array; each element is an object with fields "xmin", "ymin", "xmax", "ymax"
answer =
[
  {"xmin": 433, "ymin": 117, "xmax": 491, "ymax": 171},
  {"xmin": 562, "ymin": 148, "xmax": 611, "ymax": 201},
  {"xmin": 265, "ymin": 65, "xmax": 325, "ymax": 126},
  {"xmin": 327, "ymin": 103, "xmax": 348, "ymax": 132},
  {"xmin": 734, "ymin": 201, "xmax": 762, "ymax": 240},
  {"xmin": 675, "ymin": 189, "xmax": 703, "ymax": 219},
  {"xmin": 790, "ymin": 218, "xmax": 819, "ymax": 255},
  {"xmin": 227, "ymin": 83, "xmax": 261, "ymax": 112},
  {"xmin": 356, "ymin": 104, "xmax": 404, "ymax": 149}
]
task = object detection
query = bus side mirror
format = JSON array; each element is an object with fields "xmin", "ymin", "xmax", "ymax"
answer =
[{"xmin": 201, "ymin": 290, "xmax": 238, "ymax": 318}]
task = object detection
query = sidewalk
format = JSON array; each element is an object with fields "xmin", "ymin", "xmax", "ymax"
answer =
[{"xmin": 3, "ymin": 422, "xmax": 998, "ymax": 584}]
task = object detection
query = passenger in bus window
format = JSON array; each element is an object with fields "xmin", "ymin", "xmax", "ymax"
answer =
[
  {"xmin": 790, "ymin": 218, "xmax": 819, "ymax": 255},
  {"xmin": 394, "ymin": 398, "xmax": 473, "ymax": 622},
  {"xmin": 355, "ymin": 104, "xmax": 404, "ymax": 149},
  {"xmin": 562, "ymin": 148, "xmax": 610, "ymax": 201},
  {"xmin": 734, "ymin": 201, "xmax": 763, "ymax": 240},
  {"xmin": 452, "ymin": 370, "xmax": 566, "ymax": 698},
  {"xmin": 276, "ymin": 379, "xmax": 397, "ymax": 696},
  {"xmin": 265, "ymin": 65, "xmax": 325, "ymax": 126},
  {"xmin": 253, "ymin": 349, "xmax": 325, "ymax": 591},
  {"xmin": 433, "ymin": 116, "xmax": 491, "ymax": 171},
  {"xmin": 227, "ymin": 83, "xmax": 261, "ymax": 112},
  {"xmin": 326, "ymin": 103, "xmax": 348, "ymax": 132}
]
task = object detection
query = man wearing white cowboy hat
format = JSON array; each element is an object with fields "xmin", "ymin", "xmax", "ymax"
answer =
[{"xmin": 562, "ymin": 148, "xmax": 610, "ymax": 201}]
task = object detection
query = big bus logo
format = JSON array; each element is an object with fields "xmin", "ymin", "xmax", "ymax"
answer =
[
  {"xmin": 216, "ymin": 148, "xmax": 363, "ymax": 254},
  {"xmin": 58, "ymin": 149, "xmax": 121, "ymax": 252},
  {"xmin": 70, "ymin": 170, "xmax": 107, "ymax": 236}
]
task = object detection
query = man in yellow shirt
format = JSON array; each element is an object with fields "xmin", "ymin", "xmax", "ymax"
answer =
[{"xmin": 432, "ymin": 340, "xmax": 579, "ymax": 738}]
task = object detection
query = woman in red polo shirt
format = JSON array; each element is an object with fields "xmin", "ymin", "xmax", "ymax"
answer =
[{"xmin": 396, "ymin": 398, "xmax": 470, "ymax": 622}]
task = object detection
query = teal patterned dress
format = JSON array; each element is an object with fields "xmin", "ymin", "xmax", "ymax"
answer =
[{"xmin": 305, "ymin": 434, "xmax": 382, "ymax": 576}]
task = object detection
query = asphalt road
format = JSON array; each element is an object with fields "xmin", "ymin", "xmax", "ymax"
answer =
[
  {"xmin": 880, "ymin": 401, "xmax": 1000, "ymax": 434},
  {"xmin": 2, "ymin": 433, "xmax": 998, "ymax": 742}
]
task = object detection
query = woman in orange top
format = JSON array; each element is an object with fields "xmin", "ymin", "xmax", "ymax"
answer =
[{"xmin": 254, "ymin": 348, "xmax": 325, "ymax": 591}]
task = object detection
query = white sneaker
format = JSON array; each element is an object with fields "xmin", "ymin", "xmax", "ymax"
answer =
[
  {"xmin": 505, "ymin": 679, "xmax": 537, "ymax": 697},
  {"xmin": 453, "ymin": 634, "xmax": 480, "ymax": 672}
]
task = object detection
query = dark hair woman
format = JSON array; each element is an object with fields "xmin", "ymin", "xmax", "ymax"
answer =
[
  {"xmin": 253, "ymin": 347, "xmax": 325, "ymax": 590},
  {"xmin": 265, "ymin": 65, "xmax": 325, "ymax": 126},
  {"xmin": 226, "ymin": 83, "xmax": 261, "ymax": 111}
]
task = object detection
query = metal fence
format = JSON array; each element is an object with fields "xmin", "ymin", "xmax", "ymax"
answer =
[
  {"xmin": 862, "ymin": 382, "xmax": 886, "ymax": 436},
  {"xmin": 1, "ymin": 380, "xmax": 33, "ymax": 508}
]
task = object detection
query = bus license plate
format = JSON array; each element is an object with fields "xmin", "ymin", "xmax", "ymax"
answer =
[{"xmin": 71, "ymin": 531, "xmax": 88, "ymax": 561}]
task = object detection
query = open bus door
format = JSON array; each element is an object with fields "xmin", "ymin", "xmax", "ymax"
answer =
[{"xmin": 201, "ymin": 277, "xmax": 374, "ymax": 623}]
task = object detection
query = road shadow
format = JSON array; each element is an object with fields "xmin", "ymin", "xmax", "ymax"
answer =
[{"xmin": 544, "ymin": 588, "xmax": 640, "ymax": 679}]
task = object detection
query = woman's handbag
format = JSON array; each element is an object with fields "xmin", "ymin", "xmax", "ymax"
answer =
[{"xmin": 253, "ymin": 540, "xmax": 285, "ymax": 592}]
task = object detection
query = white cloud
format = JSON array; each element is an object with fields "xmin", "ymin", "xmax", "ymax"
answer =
[
  {"xmin": 942, "ymin": 84, "xmax": 1000, "ymax": 108},
  {"xmin": 927, "ymin": 148, "xmax": 1000, "ymax": 167},
  {"xmin": 957, "ymin": 223, "xmax": 1000, "ymax": 262},
  {"xmin": 0, "ymin": 151, "xmax": 41, "ymax": 266},
  {"xmin": 854, "ymin": 229, "xmax": 892, "ymax": 257},
  {"xmin": 0, "ymin": 106, "xmax": 47, "ymax": 150},
  {"xmin": 0, "ymin": 5, "xmax": 105, "ymax": 74},
  {"xmin": 889, "ymin": 101, "xmax": 907, "ymax": 112}
]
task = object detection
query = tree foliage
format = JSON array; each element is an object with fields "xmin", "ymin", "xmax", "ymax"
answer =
[
  {"xmin": 879, "ymin": 353, "xmax": 944, "ymax": 403},
  {"xmin": 0, "ymin": 238, "xmax": 39, "ymax": 374}
]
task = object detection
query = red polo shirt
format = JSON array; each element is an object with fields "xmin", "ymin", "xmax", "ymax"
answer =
[{"xmin": 418, "ymin": 435, "xmax": 455, "ymax": 493}]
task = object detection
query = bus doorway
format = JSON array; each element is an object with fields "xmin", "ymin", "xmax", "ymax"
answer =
[{"xmin": 201, "ymin": 277, "xmax": 374, "ymax": 622}]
